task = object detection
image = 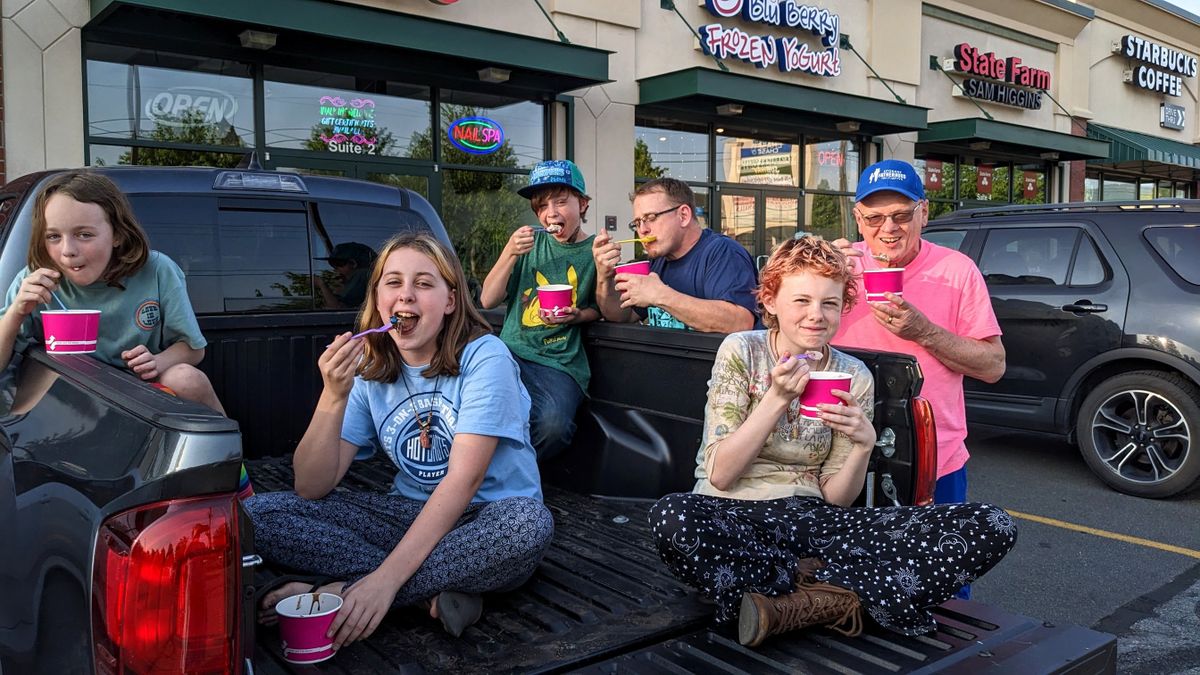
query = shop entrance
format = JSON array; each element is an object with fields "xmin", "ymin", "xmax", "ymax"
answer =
[
  {"xmin": 717, "ymin": 186, "xmax": 800, "ymax": 269},
  {"xmin": 268, "ymin": 155, "xmax": 435, "ymax": 202}
]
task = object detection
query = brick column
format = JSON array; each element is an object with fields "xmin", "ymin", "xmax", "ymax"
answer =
[{"xmin": 1068, "ymin": 121, "xmax": 1087, "ymax": 202}]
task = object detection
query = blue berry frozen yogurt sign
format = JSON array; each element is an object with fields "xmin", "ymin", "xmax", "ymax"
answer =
[{"xmin": 699, "ymin": 0, "xmax": 841, "ymax": 76}]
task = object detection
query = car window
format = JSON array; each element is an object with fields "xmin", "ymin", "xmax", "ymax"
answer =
[
  {"xmin": 130, "ymin": 195, "xmax": 313, "ymax": 313},
  {"xmin": 1069, "ymin": 234, "xmax": 1108, "ymax": 286},
  {"xmin": 923, "ymin": 229, "xmax": 967, "ymax": 252},
  {"xmin": 1145, "ymin": 226, "xmax": 1200, "ymax": 285},
  {"xmin": 311, "ymin": 202, "xmax": 430, "ymax": 310},
  {"xmin": 980, "ymin": 227, "xmax": 1076, "ymax": 285}
]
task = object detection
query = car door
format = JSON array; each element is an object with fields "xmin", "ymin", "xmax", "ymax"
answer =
[{"xmin": 967, "ymin": 223, "xmax": 1129, "ymax": 432}]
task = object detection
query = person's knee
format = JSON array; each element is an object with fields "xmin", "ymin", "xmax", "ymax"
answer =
[
  {"xmin": 495, "ymin": 497, "xmax": 555, "ymax": 553},
  {"xmin": 160, "ymin": 364, "xmax": 224, "ymax": 413},
  {"xmin": 648, "ymin": 493, "xmax": 691, "ymax": 544}
]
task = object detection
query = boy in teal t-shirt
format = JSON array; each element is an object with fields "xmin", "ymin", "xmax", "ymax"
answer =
[{"xmin": 480, "ymin": 160, "xmax": 598, "ymax": 460}]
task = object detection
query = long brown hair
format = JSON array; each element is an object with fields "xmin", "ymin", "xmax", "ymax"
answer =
[
  {"xmin": 756, "ymin": 235, "xmax": 858, "ymax": 330},
  {"xmin": 356, "ymin": 232, "xmax": 490, "ymax": 381},
  {"xmin": 29, "ymin": 171, "xmax": 149, "ymax": 289}
]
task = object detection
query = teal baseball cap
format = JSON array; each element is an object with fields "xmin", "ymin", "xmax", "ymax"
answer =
[{"xmin": 518, "ymin": 159, "xmax": 588, "ymax": 199}]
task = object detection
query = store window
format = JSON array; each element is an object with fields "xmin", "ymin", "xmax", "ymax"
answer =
[
  {"xmin": 913, "ymin": 157, "xmax": 956, "ymax": 216},
  {"xmin": 1085, "ymin": 170, "xmax": 1193, "ymax": 201},
  {"xmin": 717, "ymin": 133, "xmax": 800, "ymax": 187},
  {"xmin": 441, "ymin": 169, "xmax": 538, "ymax": 298},
  {"xmin": 264, "ymin": 67, "xmax": 431, "ymax": 159},
  {"xmin": 1101, "ymin": 176, "xmax": 1137, "ymax": 201},
  {"xmin": 441, "ymin": 91, "xmax": 544, "ymax": 170},
  {"xmin": 86, "ymin": 49, "xmax": 254, "ymax": 166},
  {"xmin": 635, "ymin": 123, "xmax": 709, "ymax": 182},
  {"xmin": 804, "ymin": 140, "xmax": 860, "ymax": 193},
  {"xmin": 1013, "ymin": 166, "xmax": 1046, "ymax": 205}
]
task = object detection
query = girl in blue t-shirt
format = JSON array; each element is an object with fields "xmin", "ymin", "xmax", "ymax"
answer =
[{"xmin": 247, "ymin": 232, "xmax": 553, "ymax": 648}]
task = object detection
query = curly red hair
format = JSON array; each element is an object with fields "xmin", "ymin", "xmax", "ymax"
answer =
[{"xmin": 756, "ymin": 235, "xmax": 858, "ymax": 330}]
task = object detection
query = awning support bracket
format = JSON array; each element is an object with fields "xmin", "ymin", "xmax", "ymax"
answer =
[
  {"xmin": 1039, "ymin": 87, "xmax": 1089, "ymax": 135},
  {"xmin": 661, "ymin": 0, "xmax": 729, "ymax": 72},
  {"xmin": 839, "ymin": 35, "xmax": 906, "ymax": 105},
  {"xmin": 532, "ymin": 0, "xmax": 571, "ymax": 44},
  {"xmin": 928, "ymin": 55, "xmax": 994, "ymax": 121}
]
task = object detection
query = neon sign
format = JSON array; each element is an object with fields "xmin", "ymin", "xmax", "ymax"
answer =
[
  {"xmin": 447, "ymin": 116, "xmax": 505, "ymax": 155},
  {"xmin": 318, "ymin": 95, "xmax": 379, "ymax": 155}
]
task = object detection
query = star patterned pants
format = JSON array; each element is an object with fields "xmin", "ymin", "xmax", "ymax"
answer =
[
  {"xmin": 649, "ymin": 492, "xmax": 1017, "ymax": 635},
  {"xmin": 246, "ymin": 490, "xmax": 554, "ymax": 607}
]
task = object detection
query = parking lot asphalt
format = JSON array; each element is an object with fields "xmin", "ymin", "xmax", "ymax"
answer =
[{"xmin": 966, "ymin": 426, "xmax": 1200, "ymax": 674}]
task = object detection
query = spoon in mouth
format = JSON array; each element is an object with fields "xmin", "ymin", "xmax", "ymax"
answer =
[{"xmin": 350, "ymin": 314, "xmax": 399, "ymax": 340}]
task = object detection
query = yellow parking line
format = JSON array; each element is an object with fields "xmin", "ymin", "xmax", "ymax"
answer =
[{"xmin": 1008, "ymin": 510, "xmax": 1200, "ymax": 560}]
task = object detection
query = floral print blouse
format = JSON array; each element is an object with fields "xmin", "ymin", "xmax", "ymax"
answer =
[{"xmin": 693, "ymin": 330, "xmax": 874, "ymax": 501}]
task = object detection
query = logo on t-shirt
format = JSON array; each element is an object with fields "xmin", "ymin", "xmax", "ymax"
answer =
[
  {"xmin": 135, "ymin": 300, "xmax": 161, "ymax": 331},
  {"xmin": 381, "ymin": 392, "xmax": 458, "ymax": 486},
  {"xmin": 647, "ymin": 306, "xmax": 689, "ymax": 331}
]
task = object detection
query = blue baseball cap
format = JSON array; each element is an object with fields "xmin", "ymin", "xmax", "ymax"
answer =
[
  {"xmin": 855, "ymin": 159, "xmax": 925, "ymax": 203},
  {"xmin": 518, "ymin": 159, "xmax": 588, "ymax": 199}
]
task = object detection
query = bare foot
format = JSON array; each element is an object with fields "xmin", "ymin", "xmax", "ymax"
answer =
[{"xmin": 258, "ymin": 580, "xmax": 345, "ymax": 625}]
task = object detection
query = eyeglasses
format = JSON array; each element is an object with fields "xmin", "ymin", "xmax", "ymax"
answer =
[
  {"xmin": 629, "ymin": 204, "xmax": 683, "ymax": 232},
  {"xmin": 854, "ymin": 203, "xmax": 922, "ymax": 228}
]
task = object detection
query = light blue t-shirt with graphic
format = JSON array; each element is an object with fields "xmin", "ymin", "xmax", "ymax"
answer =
[
  {"xmin": 340, "ymin": 333, "xmax": 543, "ymax": 503},
  {"xmin": 3, "ymin": 250, "xmax": 206, "ymax": 368}
]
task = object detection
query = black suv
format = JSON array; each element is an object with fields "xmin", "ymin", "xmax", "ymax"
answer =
[{"xmin": 925, "ymin": 200, "xmax": 1200, "ymax": 498}]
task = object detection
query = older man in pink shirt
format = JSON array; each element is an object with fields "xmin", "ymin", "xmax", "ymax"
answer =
[{"xmin": 833, "ymin": 159, "xmax": 1005, "ymax": 514}]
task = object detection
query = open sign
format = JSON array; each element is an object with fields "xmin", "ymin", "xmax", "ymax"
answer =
[
  {"xmin": 145, "ymin": 87, "xmax": 238, "ymax": 127},
  {"xmin": 447, "ymin": 116, "xmax": 505, "ymax": 155}
]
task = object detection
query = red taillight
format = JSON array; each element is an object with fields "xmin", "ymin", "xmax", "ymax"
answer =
[
  {"xmin": 92, "ymin": 494, "xmax": 241, "ymax": 675},
  {"xmin": 913, "ymin": 396, "xmax": 939, "ymax": 506}
]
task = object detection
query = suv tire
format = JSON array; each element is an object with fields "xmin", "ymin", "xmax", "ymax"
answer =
[{"xmin": 1076, "ymin": 370, "xmax": 1200, "ymax": 498}]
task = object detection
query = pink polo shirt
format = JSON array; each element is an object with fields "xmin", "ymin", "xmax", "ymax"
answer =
[{"xmin": 833, "ymin": 240, "xmax": 1001, "ymax": 478}]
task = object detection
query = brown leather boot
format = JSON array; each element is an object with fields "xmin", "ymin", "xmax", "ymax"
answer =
[{"xmin": 738, "ymin": 580, "xmax": 864, "ymax": 647}]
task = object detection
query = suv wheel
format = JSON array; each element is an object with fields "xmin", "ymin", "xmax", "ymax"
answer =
[{"xmin": 1077, "ymin": 370, "xmax": 1200, "ymax": 498}]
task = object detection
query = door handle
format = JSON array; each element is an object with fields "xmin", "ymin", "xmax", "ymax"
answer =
[{"xmin": 1061, "ymin": 302, "xmax": 1107, "ymax": 314}]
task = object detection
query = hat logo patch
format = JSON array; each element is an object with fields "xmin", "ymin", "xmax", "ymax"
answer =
[{"xmin": 870, "ymin": 168, "xmax": 910, "ymax": 183}]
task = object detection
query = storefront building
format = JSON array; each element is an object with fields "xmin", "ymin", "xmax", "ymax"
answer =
[
  {"xmin": 4, "ymin": 0, "xmax": 1200, "ymax": 286},
  {"xmin": 1071, "ymin": 3, "xmax": 1200, "ymax": 201},
  {"xmin": 912, "ymin": 1, "xmax": 1110, "ymax": 217}
]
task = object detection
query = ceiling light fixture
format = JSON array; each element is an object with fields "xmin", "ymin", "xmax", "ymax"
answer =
[
  {"xmin": 238, "ymin": 29, "xmax": 278, "ymax": 51},
  {"xmin": 477, "ymin": 67, "xmax": 511, "ymax": 84},
  {"xmin": 716, "ymin": 103, "xmax": 744, "ymax": 116},
  {"xmin": 835, "ymin": 120, "xmax": 861, "ymax": 133},
  {"xmin": 968, "ymin": 140, "xmax": 991, "ymax": 151}
]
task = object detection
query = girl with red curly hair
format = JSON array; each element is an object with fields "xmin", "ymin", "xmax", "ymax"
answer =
[{"xmin": 649, "ymin": 235, "xmax": 1016, "ymax": 647}]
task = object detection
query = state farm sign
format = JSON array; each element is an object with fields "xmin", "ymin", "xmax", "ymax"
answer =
[{"xmin": 948, "ymin": 43, "xmax": 1051, "ymax": 110}]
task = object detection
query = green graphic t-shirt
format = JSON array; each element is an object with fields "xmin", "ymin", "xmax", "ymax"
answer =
[{"xmin": 499, "ymin": 232, "xmax": 597, "ymax": 392}]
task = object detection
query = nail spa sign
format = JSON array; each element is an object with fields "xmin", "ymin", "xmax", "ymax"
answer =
[{"xmin": 698, "ymin": 0, "xmax": 841, "ymax": 77}]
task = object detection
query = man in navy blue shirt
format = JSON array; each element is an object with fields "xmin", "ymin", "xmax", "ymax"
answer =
[{"xmin": 592, "ymin": 178, "xmax": 758, "ymax": 333}]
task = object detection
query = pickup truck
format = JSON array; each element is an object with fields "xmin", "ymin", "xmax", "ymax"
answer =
[{"xmin": 0, "ymin": 167, "xmax": 1118, "ymax": 674}]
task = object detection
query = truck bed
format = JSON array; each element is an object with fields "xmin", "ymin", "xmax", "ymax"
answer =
[{"xmin": 247, "ymin": 457, "xmax": 1117, "ymax": 674}]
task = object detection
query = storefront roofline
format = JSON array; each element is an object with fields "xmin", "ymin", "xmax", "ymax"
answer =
[
  {"xmin": 918, "ymin": 118, "xmax": 1110, "ymax": 161},
  {"xmin": 88, "ymin": 0, "xmax": 611, "ymax": 96},
  {"xmin": 1087, "ymin": 123, "xmax": 1200, "ymax": 171},
  {"xmin": 637, "ymin": 68, "xmax": 928, "ymax": 137}
]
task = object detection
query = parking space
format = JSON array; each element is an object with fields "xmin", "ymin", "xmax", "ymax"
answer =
[{"xmin": 966, "ymin": 427, "xmax": 1200, "ymax": 673}]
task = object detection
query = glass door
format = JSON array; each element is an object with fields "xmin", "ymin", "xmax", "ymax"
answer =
[{"xmin": 719, "ymin": 187, "xmax": 800, "ymax": 268}]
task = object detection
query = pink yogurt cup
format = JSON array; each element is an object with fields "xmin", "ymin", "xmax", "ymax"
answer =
[
  {"xmin": 862, "ymin": 268, "xmax": 904, "ymax": 302},
  {"xmin": 537, "ymin": 284, "xmax": 574, "ymax": 319},
  {"xmin": 41, "ymin": 309, "xmax": 101, "ymax": 354},
  {"xmin": 276, "ymin": 592, "xmax": 343, "ymax": 665},
  {"xmin": 614, "ymin": 260, "xmax": 651, "ymax": 276},
  {"xmin": 799, "ymin": 371, "xmax": 853, "ymax": 418}
]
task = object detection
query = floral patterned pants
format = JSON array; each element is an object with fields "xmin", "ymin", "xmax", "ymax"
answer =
[{"xmin": 650, "ymin": 492, "xmax": 1017, "ymax": 635}]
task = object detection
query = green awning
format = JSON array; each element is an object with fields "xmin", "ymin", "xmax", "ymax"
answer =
[
  {"xmin": 88, "ymin": 0, "xmax": 610, "ymax": 96},
  {"xmin": 1086, "ymin": 123, "xmax": 1200, "ymax": 172},
  {"xmin": 918, "ymin": 118, "xmax": 1110, "ymax": 161},
  {"xmin": 638, "ymin": 68, "xmax": 928, "ymax": 136}
]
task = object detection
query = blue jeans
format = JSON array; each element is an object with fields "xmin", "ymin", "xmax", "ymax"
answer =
[
  {"xmin": 515, "ymin": 356, "xmax": 583, "ymax": 461},
  {"xmin": 936, "ymin": 466, "xmax": 971, "ymax": 600}
]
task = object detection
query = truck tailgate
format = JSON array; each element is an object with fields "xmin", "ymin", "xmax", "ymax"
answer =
[{"xmin": 247, "ymin": 457, "xmax": 1116, "ymax": 674}]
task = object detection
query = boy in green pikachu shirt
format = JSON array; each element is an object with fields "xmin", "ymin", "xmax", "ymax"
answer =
[{"xmin": 481, "ymin": 160, "xmax": 599, "ymax": 460}]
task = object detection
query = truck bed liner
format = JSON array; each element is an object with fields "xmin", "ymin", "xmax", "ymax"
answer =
[{"xmin": 246, "ymin": 458, "xmax": 1116, "ymax": 674}]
